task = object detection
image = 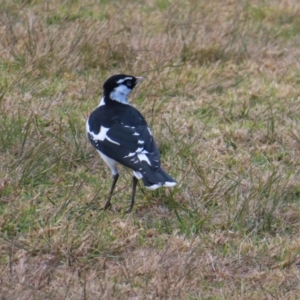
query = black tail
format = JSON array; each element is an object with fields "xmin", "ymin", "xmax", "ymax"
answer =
[{"xmin": 141, "ymin": 168, "xmax": 177, "ymax": 190}]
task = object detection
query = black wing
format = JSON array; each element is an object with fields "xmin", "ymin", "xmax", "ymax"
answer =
[{"xmin": 88, "ymin": 123, "xmax": 161, "ymax": 172}]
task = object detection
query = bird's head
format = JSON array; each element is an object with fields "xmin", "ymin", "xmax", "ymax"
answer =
[{"xmin": 103, "ymin": 74, "xmax": 145, "ymax": 105}]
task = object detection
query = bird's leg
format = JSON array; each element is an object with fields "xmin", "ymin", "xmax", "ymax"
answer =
[
  {"xmin": 104, "ymin": 174, "xmax": 119, "ymax": 210},
  {"xmin": 127, "ymin": 176, "xmax": 138, "ymax": 213}
]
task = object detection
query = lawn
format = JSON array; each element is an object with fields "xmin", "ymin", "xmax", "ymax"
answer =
[{"xmin": 1, "ymin": 0, "xmax": 300, "ymax": 299}]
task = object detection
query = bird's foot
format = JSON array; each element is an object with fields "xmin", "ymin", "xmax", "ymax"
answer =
[
  {"xmin": 126, "ymin": 206, "xmax": 133, "ymax": 214},
  {"xmin": 104, "ymin": 201, "xmax": 112, "ymax": 210},
  {"xmin": 104, "ymin": 204, "xmax": 121, "ymax": 213}
]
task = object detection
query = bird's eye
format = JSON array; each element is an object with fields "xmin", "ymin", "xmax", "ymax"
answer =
[{"xmin": 127, "ymin": 81, "xmax": 132, "ymax": 87}]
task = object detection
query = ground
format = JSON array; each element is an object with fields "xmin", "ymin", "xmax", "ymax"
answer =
[{"xmin": 1, "ymin": 0, "xmax": 300, "ymax": 299}]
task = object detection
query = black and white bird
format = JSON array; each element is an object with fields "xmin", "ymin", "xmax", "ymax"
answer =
[{"xmin": 86, "ymin": 74, "xmax": 177, "ymax": 212}]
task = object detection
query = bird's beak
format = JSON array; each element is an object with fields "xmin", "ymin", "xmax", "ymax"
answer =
[{"xmin": 136, "ymin": 76, "xmax": 146, "ymax": 83}]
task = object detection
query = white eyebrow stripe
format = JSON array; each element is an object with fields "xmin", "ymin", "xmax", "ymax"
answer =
[{"xmin": 116, "ymin": 77, "xmax": 133, "ymax": 84}]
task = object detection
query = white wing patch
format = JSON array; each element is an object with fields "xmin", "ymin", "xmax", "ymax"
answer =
[
  {"xmin": 106, "ymin": 136, "xmax": 120, "ymax": 145},
  {"xmin": 122, "ymin": 138, "xmax": 152, "ymax": 166},
  {"xmin": 123, "ymin": 125, "xmax": 140, "ymax": 137},
  {"xmin": 116, "ymin": 77, "xmax": 132, "ymax": 84},
  {"xmin": 137, "ymin": 152, "xmax": 151, "ymax": 165},
  {"xmin": 88, "ymin": 124, "xmax": 120, "ymax": 145},
  {"xmin": 124, "ymin": 152, "xmax": 136, "ymax": 158}
]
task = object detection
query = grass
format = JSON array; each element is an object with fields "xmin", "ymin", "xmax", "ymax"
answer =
[{"xmin": 1, "ymin": 0, "xmax": 300, "ymax": 299}]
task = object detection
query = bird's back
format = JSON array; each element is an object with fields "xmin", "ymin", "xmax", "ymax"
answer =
[{"xmin": 88, "ymin": 101, "xmax": 147, "ymax": 132}]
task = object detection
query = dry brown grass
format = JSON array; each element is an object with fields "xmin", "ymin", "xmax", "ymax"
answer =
[{"xmin": 1, "ymin": 0, "xmax": 300, "ymax": 299}]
